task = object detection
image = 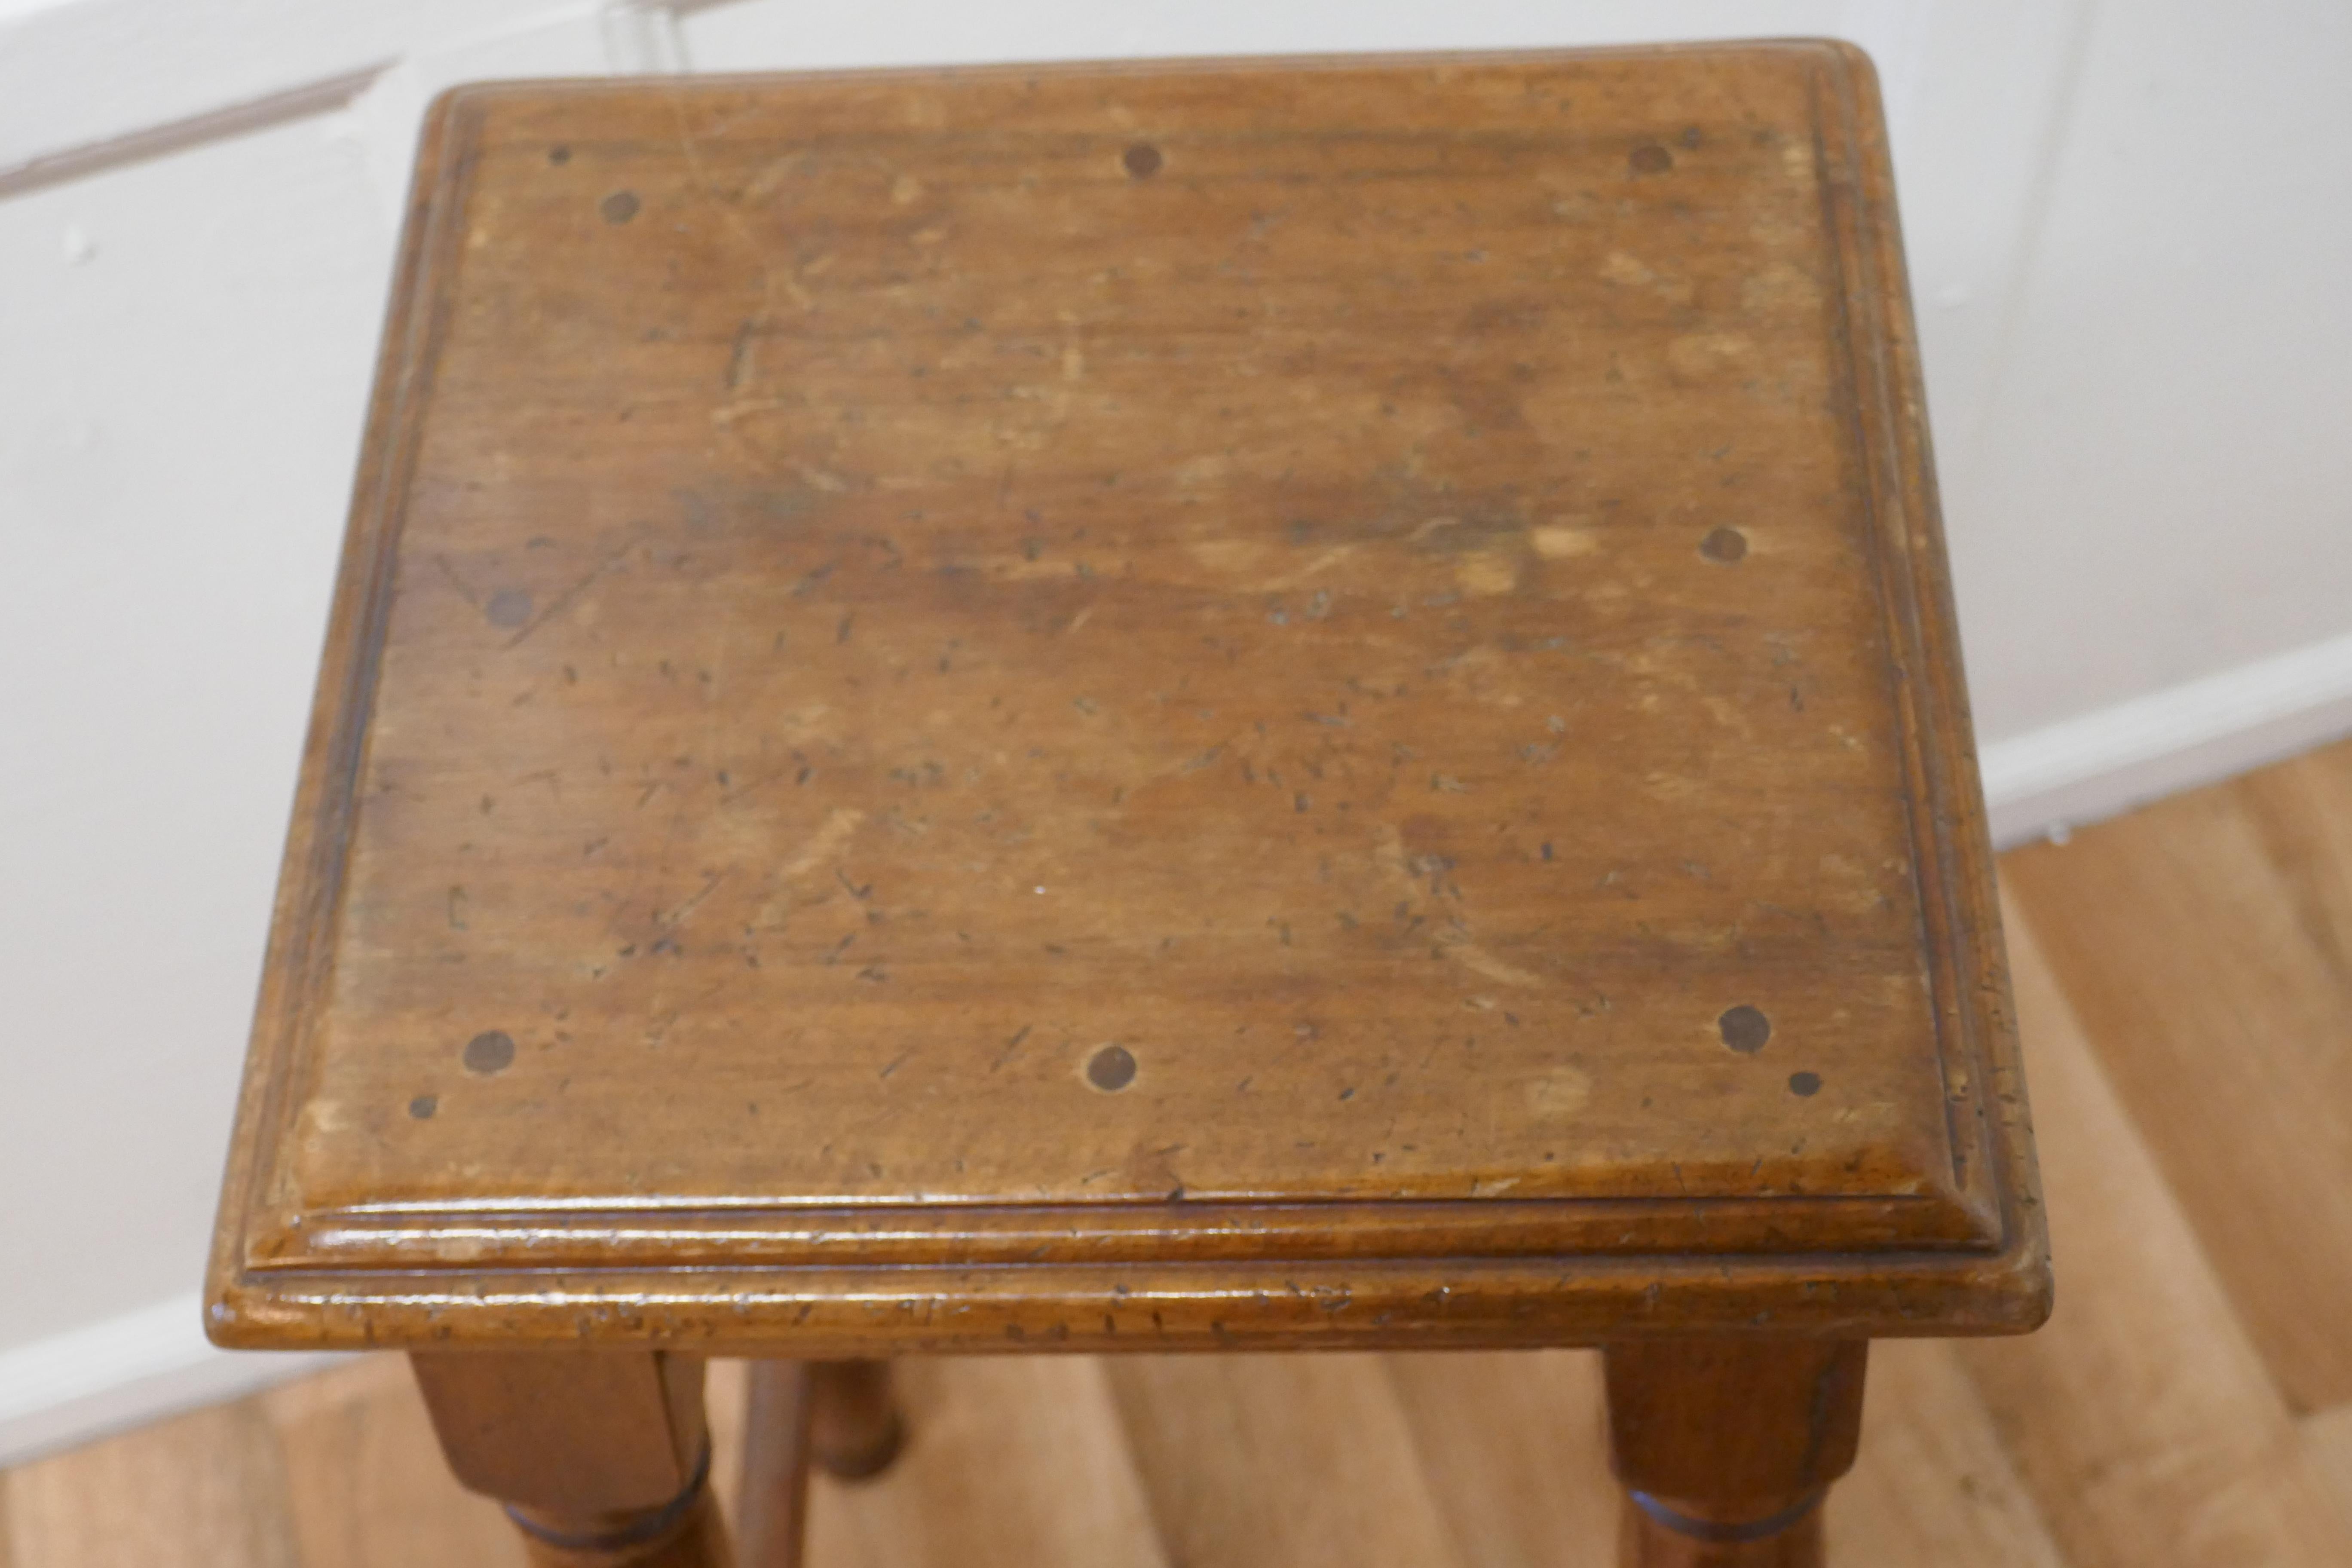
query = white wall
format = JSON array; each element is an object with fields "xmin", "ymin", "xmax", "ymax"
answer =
[
  {"xmin": 4, "ymin": 0, "xmax": 2349, "ymax": 1458},
  {"xmin": 1951, "ymin": 0, "xmax": 2352, "ymax": 735}
]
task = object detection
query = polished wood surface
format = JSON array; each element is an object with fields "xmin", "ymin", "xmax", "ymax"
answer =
[{"xmin": 207, "ymin": 41, "xmax": 2042, "ymax": 1355}]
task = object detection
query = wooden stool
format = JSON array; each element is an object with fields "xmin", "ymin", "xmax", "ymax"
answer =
[{"xmin": 205, "ymin": 44, "xmax": 2050, "ymax": 1567}]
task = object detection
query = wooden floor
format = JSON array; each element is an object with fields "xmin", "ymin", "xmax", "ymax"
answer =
[{"xmin": 12, "ymin": 740, "xmax": 2352, "ymax": 1567}]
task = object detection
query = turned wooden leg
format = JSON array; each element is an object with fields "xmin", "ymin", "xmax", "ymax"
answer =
[
  {"xmin": 410, "ymin": 1350, "xmax": 728, "ymax": 1567},
  {"xmin": 1604, "ymin": 1338, "xmax": 1867, "ymax": 1568},
  {"xmin": 808, "ymin": 1360, "xmax": 905, "ymax": 1480},
  {"xmin": 736, "ymin": 1362, "xmax": 814, "ymax": 1568}
]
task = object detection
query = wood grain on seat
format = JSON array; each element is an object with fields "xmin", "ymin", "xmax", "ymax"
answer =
[{"xmin": 205, "ymin": 45, "xmax": 2044, "ymax": 1354}]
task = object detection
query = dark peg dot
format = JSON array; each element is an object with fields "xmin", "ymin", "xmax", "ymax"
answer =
[
  {"xmin": 1718, "ymin": 1004, "xmax": 1772, "ymax": 1054},
  {"xmin": 1700, "ymin": 526, "xmax": 1749, "ymax": 564},
  {"xmin": 1122, "ymin": 142, "xmax": 1164, "ymax": 178},
  {"xmin": 1678, "ymin": 125, "xmax": 1703, "ymax": 150},
  {"xmin": 463, "ymin": 1030, "xmax": 517, "ymax": 1075},
  {"xmin": 408, "ymin": 1094, "xmax": 438, "ymax": 1119},
  {"xmin": 1788, "ymin": 1071, "xmax": 1824, "ymax": 1098},
  {"xmin": 1086, "ymin": 1044, "xmax": 1138, "ymax": 1092},
  {"xmin": 485, "ymin": 588, "xmax": 533, "ymax": 627},
  {"xmin": 548, "ymin": 145, "xmax": 572, "ymax": 165},
  {"xmin": 1629, "ymin": 143, "xmax": 1675, "ymax": 175},
  {"xmin": 600, "ymin": 190, "xmax": 640, "ymax": 224}
]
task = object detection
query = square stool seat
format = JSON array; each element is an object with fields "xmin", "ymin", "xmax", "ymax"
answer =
[{"xmin": 208, "ymin": 44, "xmax": 2048, "ymax": 1567}]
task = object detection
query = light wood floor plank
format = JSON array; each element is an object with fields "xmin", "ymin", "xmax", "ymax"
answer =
[
  {"xmin": 2006, "ymin": 739, "xmax": 2352, "ymax": 1412},
  {"xmin": 1106, "ymin": 1353, "xmax": 1470, "ymax": 1568},
  {"xmin": 1381, "ymin": 1338, "xmax": 2075, "ymax": 1568},
  {"xmin": 2234, "ymin": 745, "xmax": 2352, "ymax": 987},
  {"xmin": 1382, "ymin": 1349, "xmax": 1618, "ymax": 1568},
  {"xmin": 259, "ymin": 1354, "xmax": 519, "ymax": 1568},
  {"xmin": 3, "ymin": 1401, "xmax": 303, "ymax": 1568},
  {"xmin": 1952, "ymin": 890, "xmax": 2352, "ymax": 1567},
  {"xmin": 1833, "ymin": 1340, "xmax": 2070, "ymax": 1568},
  {"xmin": 802, "ymin": 1357, "xmax": 1170, "ymax": 1568},
  {"xmin": 2304, "ymin": 1403, "xmax": 2352, "ymax": 1532}
]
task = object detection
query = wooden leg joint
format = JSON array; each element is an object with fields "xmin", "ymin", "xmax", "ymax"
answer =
[
  {"xmin": 1626, "ymin": 1486, "xmax": 1826, "ymax": 1545},
  {"xmin": 1605, "ymin": 1338, "xmax": 1867, "ymax": 1567},
  {"xmin": 410, "ymin": 1349, "xmax": 728, "ymax": 1567},
  {"xmin": 505, "ymin": 1438, "xmax": 713, "ymax": 1554}
]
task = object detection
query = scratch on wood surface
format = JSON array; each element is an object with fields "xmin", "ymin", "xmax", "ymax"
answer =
[
  {"xmin": 1375, "ymin": 823, "xmax": 1540, "ymax": 988},
  {"xmin": 662, "ymin": 84, "xmax": 817, "ymax": 473},
  {"xmin": 658, "ymin": 868, "xmax": 729, "ymax": 933},
  {"xmin": 1188, "ymin": 538, "xmax": 1358, "ymax": 590},
  {"xmin": 432, "ymin": 553, "xmax": 482, "ymax": 608},
  {"xmin": 505, "ymin": 533, "xmax": 640, "ymax": 649},
  {"xmin": 711, "ymin": 396, "xmax": 794, "ymax": 425},
  {"xmin": 770, "ymin": 808, "xmax": 865, "ymax": 891}
]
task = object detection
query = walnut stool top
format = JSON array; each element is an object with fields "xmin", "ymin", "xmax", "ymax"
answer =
[{"xmin": 207, "ymin": 44, "xmax": 2049, "ymax": 1355}]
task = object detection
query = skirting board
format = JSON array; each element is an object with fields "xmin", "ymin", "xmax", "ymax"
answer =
[
  {"xmin": 1981, "ymin": 626, "xmax": 2352, "ymax": 848},
  {"xmin": 0, "ymin": 1292, "xmax": 346, "ymax": 1469},
  {"xmin": 4, "ymin": 636, "xmax": 2349, "ymax": 1470}
]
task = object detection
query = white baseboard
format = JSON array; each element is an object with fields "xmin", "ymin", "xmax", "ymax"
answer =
[
  {"xmin": 0, "ymin": 1293, "xmax": 346, "ymax": 1469},
  {"xmin": 1, "ymin": 640, "xmax": 2347, "ymax": 1470},
  {"xmin": 1980, "ymin": 628, "xmax": 2352, "ymax": 848}
]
